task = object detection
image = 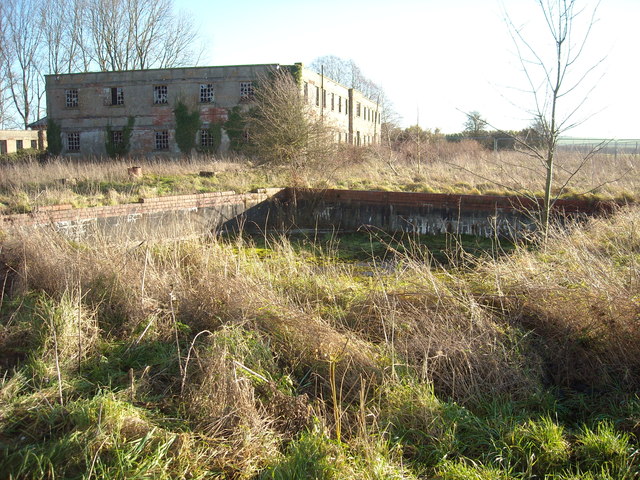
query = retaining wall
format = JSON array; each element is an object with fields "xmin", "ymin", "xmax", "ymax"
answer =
[
  {"xmin": 0, "ymin": 190, "xmax": 281, "ymax": 239},
  {"xmin": 1, "ymin": 188, "xmax": 621, "ymax": 240},
  {"xmin": 235, "ymin": 188, "xmax": 620, "ymax": 237}
]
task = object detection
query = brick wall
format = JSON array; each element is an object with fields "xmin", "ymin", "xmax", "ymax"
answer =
[
  {"xmin": 1, "ymin": 190, "xmax": 280, "ymax": 232},
  {"xmin": 1, "ymin": 188, "xmax": 623, "ymax": 239}
]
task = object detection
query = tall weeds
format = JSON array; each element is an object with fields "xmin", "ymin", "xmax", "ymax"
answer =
[{"xmin": 1, "ymin": 207, "xmax": 639, "ymax": 477}]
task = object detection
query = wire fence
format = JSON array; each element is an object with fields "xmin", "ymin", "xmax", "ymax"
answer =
[
  {"xmin": 556, "ymin": 138, "xmax": 640, "ymax": 157},
  {"xmin": 454, "ymin": 136, "xmax": 640, "ymax": 157}
]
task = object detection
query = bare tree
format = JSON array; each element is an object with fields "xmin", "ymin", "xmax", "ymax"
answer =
[
  {"xmin": 41, "ymin": 0, "xmax": 88, "ymax": 74},
  {"xmin": 247, "ymin": 68, "xmax": 336, "ymax": 167},
  {"xmin": 1, "ymin": 0, "xmax": 45, "ymax": 128},
  {"xmin": 507, "ymin": 0, "xmax": 605, "ymax": 239},
  {"xmin": 309, "ymin": 55, "xmax": 396, "ymax": 126},
  {"xmin": 86, "ymin": 0, "xmax": 200, "ymax": 71}
]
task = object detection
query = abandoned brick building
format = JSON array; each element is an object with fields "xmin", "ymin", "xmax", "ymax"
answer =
[{"xmin": 45, "ymin": 63, "xmax": 381, "ymax": 156}]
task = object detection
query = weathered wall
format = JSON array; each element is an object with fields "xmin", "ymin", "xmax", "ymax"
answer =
[
  {"xmin": 46, "ymin": 64, "xmax": 279, "ymax": 156},
  {"xmin": 301, "ymin": 71, "xmax": 380, "ymax": 145},
  {"xmin": 46, "ymin": 63, "xmax": 382, "ymax": 157},
  {"xmin": 1, "ymin": 189, "xmax": 620, "ymax": 241},
  {"xmin": 233, "ymin": 189, "xmax": 619, "ymax": 238},
  {"xmin": 0, "ymin": 130, "xmax": 41, "ymax": 154},
  {"xmin": 1, "ymin": 190, "xmax": 279, "ymax": 239}
]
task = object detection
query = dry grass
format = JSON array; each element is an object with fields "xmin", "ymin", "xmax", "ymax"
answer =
[
  {"xmin": 1, "ymin": 205, "xmax": 640, "ymax": 477},
  {"xmin": 1, "ymin": 144, "xmax": 638, "ymax": 213}
]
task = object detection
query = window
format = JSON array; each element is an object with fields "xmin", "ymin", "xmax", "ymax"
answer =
[
  {"xmin": 303, "ymin": 82, "xmax": 308, "ymax": 101},
  {"xmin": 67, "ymin": 133, "xmax": 80, "ymax": 151},
  {"xmin": 200, "ymin": 129, "xmax": 216, "ymax": 147},
  {"xmin": 0, "ymin": 140, "xmax": 6, "ymax": 154},
  {"xmin": 155, "ymin": 130, "xmax": 169, "ymax": 150},
  {"xmin": 240, "ymin": 81, "xmax": 254, "ymax": 100},
  {"xmin": 315, "ymin": 86, "xmax": 320, "ymax": 106},
  {"xmin": 338, "ymin": 96, "xmax": 342, "ymax": 113},
  {"xmin": 31, "ymin": 140, "xmax": 37, "ymax": 149},
  {"xmin": 200, "ymin": 83, "xmax": 214, "ymax": 103},
  {"xmin": 111, "ymin": 130, "xmax": 123, "ymax": 145},
  {"xmin": 331, "ymin": 93, "xmax": 335, "ymax": 111},
  {"xmin": 104, "ymin": 87, "xmax": 123, "ymax": 106},
  {"xmin": 356, "ymin": 102, "xmax": 361, "ymax": 117},
  {"xmin": 16, "ymin": 140, "xmax": 23, "ymax": 150},
  {"xmin": 322, "ymin": 89, "xmax": 326, "ymax": 108},
  {"xmin": 65, "ymin": 89, "xmax": 78, "ymax": 108},
  {"xmin": 154, "ymin": 85, "xmax": 168, "ymax": 104},
  {"xmin": 345, "ymin": 99, "xmax": 348, "ymax": 115}
]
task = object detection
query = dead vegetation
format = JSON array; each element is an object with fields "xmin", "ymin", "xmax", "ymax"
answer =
[
  {"xmin": 1, "ymin": 202, "xmax": 639, "ymax": 477},
  {"xmin": 1, "ymin": 142, "xmax": 638, "ymax": 213}
]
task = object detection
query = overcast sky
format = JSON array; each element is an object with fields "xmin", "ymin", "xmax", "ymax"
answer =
[{"xmin": 176, "ymin": 0, "xmax": 639, "ymax": 139}]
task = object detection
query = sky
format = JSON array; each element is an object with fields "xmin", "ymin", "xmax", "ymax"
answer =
[{"xmin": 176, "ymin": 0, "xmax": 639, "ymax": 139}]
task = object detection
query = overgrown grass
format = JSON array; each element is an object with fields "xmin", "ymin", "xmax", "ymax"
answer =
[
  {"xmin": 1, "ymin": 143, "xmax": 638, "ymax": 213},
  {"xmin": 1, "ymin": 206, "xmax": 640, "ymax": 478}
]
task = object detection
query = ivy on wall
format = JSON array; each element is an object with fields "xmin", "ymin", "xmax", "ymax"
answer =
[
  {"xmin": 198, "ymin": 122, "xmax": 222, "ymax": 154},
  {"xmin": 105, "ymin": 116, "xmax": 135, "ymax": 158},
  {"xmin": 224, "ymin": 106, "xmax": 246, "ymax": 153},
  {"xmin": 288, "ymin": 62, "xmax": 303, "ymax": 86},
  {"xmin": 47, "ymin": 119, "xmax": 62, "ymax": 156},
  {"xmin": 174, "ymin": 101, "xmax": 201, "ymax": 155}
]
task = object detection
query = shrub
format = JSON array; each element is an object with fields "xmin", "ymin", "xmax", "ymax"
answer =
[{"xmin": 47, "ymin": 118, "xmax": 63, "ymax": 155}]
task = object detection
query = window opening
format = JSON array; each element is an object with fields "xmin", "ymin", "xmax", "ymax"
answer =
[
  {"xmin": 154, "ymin": 85, "xmax": 168, "ymax": 104},
  {"xmin": 240, "ymin": 81, "xmax": 254, "ymax": 100},
  {"xmin": 155, "ymin": 130, "xmax": 169, "ymax": 150},
  {"xmin": 67, "ymin": 133, "xmax": 80, "ymax": 151},
  {"xmin": 111, "ymin": 130, "xmax": 123, "ymax": 145},
  {"xmin": 111, "ymin": 87, "xmax": 124, "ymax": 105},
  {"xmin": 200, "ymin": 129, "xmax": 216, "ymax": 147},
  {"xmin": 200, "ymin": 83, "xmax": 214, "ymax": 103},
  {"xmin": 65, "ymin": 89, "xmax": 78, "ymax": 108}
]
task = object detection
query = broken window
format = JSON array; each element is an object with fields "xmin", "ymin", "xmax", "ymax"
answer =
[
  {"xmin": 16, "ymin": 140, "xmax": 23, "ymax": 150},
  {"xmin": 104, "ymin": 87, "xmax": 124, "ymax": 106},
  {"xmin": 65, "ymin": 89, "xmax": 78, "ymax": 108},
  {"xmin": 154, "ymin": 85, "xmax": 168, "ymax": 104},
  {"xmin": 200, "ymin": 129, "xmax": 219, "ymax": 148},
  {"xmin": 240, "ymin": 81, "xmax": 254, "ymax": 100},
  {"xmin": 67, "ymin": 133, "xmax": 80, "ymax": 151},
  {"xmin": 155, "ymin": 131, "xmax": 169, "ymax": 150},
  {"xmin": 200, "ymin": 84, "xmax": 214, "ymax": 103},
  {"xmin": 111, "ymin": 130, "xmax": 123, "ymax": 145}
]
